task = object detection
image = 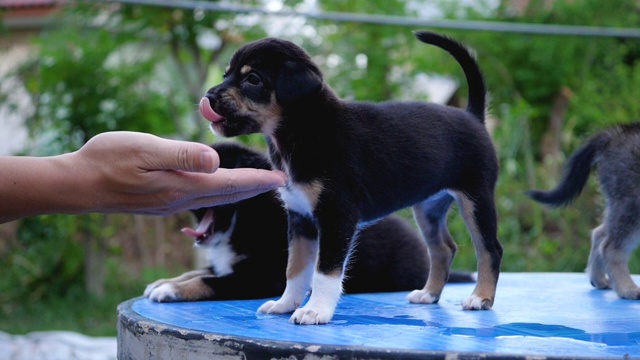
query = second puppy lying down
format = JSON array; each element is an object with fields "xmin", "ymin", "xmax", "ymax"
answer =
[{"xmin": 144, "ymin": 142, "xmax": 474, "ymax": 302}]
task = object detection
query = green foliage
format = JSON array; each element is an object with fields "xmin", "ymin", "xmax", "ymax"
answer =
[
  {"xmin": 311, "ymin": 0, "xmax": 411, "ymax": 100},
  {"xmin": 3, "ymin": 0, "xmax": 640, "ymax": 337},
  {"xmin": 0, "ymin": 216, "xmax": 83, "ymax": 303},
  {"xmin": 457, "ymin": 0, "xmax": 640, "ymax": 152},
  {"xmin": 18, "ymin": 25, "xmax": 178, "ymax": 152},
  {"xmin": 0, "ymin": 260, "xmax": 162, "ymax": 336}
]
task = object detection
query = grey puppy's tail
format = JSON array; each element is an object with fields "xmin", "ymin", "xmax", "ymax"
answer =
[
  {"xmin": 413, "ymin": 31, "xmax": 486, "ymax": 123},
  {"xmin": 527, "ymin": 131, "xmax": 611, "ymax": 207}
]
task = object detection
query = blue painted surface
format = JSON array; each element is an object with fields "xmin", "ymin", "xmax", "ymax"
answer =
[{"xmin": 133, "ymin": 273, "xmax": 640, "ymax": 357}]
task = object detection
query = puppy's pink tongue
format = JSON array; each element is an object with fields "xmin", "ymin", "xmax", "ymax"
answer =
[
  {"xmin": 181, "ymin": 227, "xmax": 204, "ymax": 238},
  {"xmin": 199, "ymin": 97, "xmax": 224, "ymax": 123},
  {"xmin": 181, "ymin": 209, "xmax": 214, "ymax": 239}
]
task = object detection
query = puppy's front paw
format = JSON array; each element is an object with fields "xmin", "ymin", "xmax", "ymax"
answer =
[
  {"xmin": 147, "ymin": 283, "xmax": 182, "ymax": 302},
  {"xmin": 257, "ymin": 299, "xmax": 298, "ymax": 314},
  {"xmin": 589, "ymin": 275, "xmax": 610, "ymax": 289},
  {"xmin": 290, "ymin": 305, "xmax": 334, "ymax": 325},
  {"xmin": 143, "ymin": 280, "xmax": 165, "ymax": 297},
  {"xmin": 461, "ymin": 294, "xmax": 493, "ymax": 310},
  {"xmin": 406, "ymin": 289, "xmax": 439, "ymax": 304},
  {"xmin": 616, "ymin": 286, "xmax": 640, "ymax": 300}
]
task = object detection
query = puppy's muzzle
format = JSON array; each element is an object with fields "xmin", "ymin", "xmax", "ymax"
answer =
[{"xmin": 200, "ymin": 97, "xmax": 224, "ymax": 123}]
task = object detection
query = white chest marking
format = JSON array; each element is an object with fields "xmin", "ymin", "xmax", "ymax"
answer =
[{"xmin": 204, "ymin": 213, "xmax": 244, "ymax": 277}]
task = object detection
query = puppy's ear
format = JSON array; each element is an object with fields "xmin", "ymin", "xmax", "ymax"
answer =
[{"xmin": 275, "ymin": 61, "xmax": 322, "ymax": 104}]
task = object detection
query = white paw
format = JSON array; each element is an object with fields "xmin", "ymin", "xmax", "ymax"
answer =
[
  {"xmin": 461, "ymin": 294, "xmax": 492, "ymax": 310},
  {"xmin": 148, "ymin": 283, "xmax": 181, "ymax": 302},
  {"xmin": 143, "ymin": 281, "xmax": 164, "ymax": 297},
  {"xmin": 406, "ymin": 289, "xmax": 439, "ymax": 304},
  {"xmin": 257, "ymin": 299, "xmax": 298, "ymax": 314},
  {"xmin": 290, "ymin": 304, "xmax": 334, "ymax": 325}
]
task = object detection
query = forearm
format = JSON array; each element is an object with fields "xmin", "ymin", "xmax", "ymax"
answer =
[
  {"xmin": 0, "ymin": 153, "xmax": 94, "ymax": 223},
  {"xmin": 0, "ymin": 131, "xmax": 287, "ymax": 223}
]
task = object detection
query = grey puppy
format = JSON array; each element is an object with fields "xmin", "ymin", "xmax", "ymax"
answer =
[{"xmin": 528, "ymin": 122, "xmax": 640, "ymax": 299}]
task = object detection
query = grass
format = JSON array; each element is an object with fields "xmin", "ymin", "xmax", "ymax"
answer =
[{"xmin": 0, "ymin": 265, "xmax": 181, "ymax": 337}]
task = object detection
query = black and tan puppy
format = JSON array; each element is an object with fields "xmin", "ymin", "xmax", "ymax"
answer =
[
  {"xmin": 199, "ymin": 31, "xmax": 502, "ymax": 324},
  {"xmin": 143, "ymin": 142, "xmax": 475, "ymax": 302},
  {"xmin": 528, "ymin": 122, "xmax": 640, "ymax": 300}
]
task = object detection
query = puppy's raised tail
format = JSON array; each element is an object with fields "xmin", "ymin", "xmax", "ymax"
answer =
[
  {"xmin": 527, "ymin": 131, "xmax": 611, "ymax": 207},
  {"xmin": 413, "ymin": 31, "xmax": 486, "ymax": 123}
]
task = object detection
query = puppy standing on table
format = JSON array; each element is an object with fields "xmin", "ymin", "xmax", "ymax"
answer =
[
  {"xmin": 200, "ymin": 31, "xmax": 502, "ymax": 324},
  {"xmin": 528, "ymin": 123, "xmax": 640, "ymax": 300}
]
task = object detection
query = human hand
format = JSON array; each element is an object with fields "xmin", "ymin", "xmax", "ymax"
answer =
[{"xmin": 72, "ymin": 131, "xmax": 287, "ymax": 215}]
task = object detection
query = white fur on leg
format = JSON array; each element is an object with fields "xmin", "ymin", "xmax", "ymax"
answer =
[
  {"xmin": 147, "ymin": 283, "xmax": 181, "ymax": 302},
  {"xmin": 462, "ymin": 294, "xmax": 492, "ymax": 310},
  {"xmin": 406, "ymin": 289, "xmax": 439, "ymax": 304},
  {"xmin": 143, "ymin": 281, "xmax": 164, "ymax": 297},
  {"xmin": 290, "ymin": 272, "xmax": 343, "ymax": 325},
  {"xmin": 257, "ymin": 264, "xmax": 314, "ymax": 315}
]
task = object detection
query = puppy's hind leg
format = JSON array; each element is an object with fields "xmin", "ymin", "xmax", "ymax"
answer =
[
  {"xmin": 601, "ymin": 203, "xmax": 640, "ymax": 299},
  {"xmin": 587, "ymin": 224, "xmax": 610, "ymax": 289},
  {"xmin": 407, "ymin": 193, "xmax": 456, "ymax": 304},
  {"xmin": 455, "ymin": 190, "xmax": 502, "ymax": 310},
  {"xmin": 257, "ymin": 212, "xmax": 318, "ymax": 315}
]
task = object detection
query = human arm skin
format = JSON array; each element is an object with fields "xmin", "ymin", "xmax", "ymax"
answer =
[{"xmin": 0, "ymin": 131, "xmax": 287, "ymax": 224}]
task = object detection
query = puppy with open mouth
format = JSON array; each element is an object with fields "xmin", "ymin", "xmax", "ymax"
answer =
[{"xmin": 200, "ymin": 31, "xmax": 502, "ymax": 325}]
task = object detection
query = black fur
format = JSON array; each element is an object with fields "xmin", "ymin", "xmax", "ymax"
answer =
[
  {"xmin": 144, "ymin": 142, "xmax": 474, "ymax": 302},
  {"xmin": 201, "ymin": 31, "xmax": 501, "ymax": 323},
  {"xmin": 527, "ymin": 131, "xmax": 611, "ymax": 207}
]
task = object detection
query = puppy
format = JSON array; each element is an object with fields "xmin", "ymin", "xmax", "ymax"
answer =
[
  {"xmin": 528, "ymin": 122, "xmax": 640, "ymax": 300},
  {"xmin": 200, "ymin": 31, "xmax": 502, "ymax": 324},
  {"xmin": 144, "ymin": 142, "xmax": 475, "ymax": 302}
]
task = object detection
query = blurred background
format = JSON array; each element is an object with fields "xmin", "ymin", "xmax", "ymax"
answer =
[{"xmin": 1, "ymin": 0, "xmax": 639, "ymax": 338}]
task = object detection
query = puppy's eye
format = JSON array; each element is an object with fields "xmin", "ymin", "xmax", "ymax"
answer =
[{"xmin": 246, "ymin": 73, "xmax": 262, "ymax": 86}]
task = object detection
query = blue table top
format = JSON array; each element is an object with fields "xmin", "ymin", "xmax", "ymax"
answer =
[{"xmin": 132, "ymin": 272, "xmax": 640, "ymax": 358}]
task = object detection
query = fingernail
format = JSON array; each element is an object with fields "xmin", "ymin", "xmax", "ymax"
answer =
[
  {"xmin": 274, "ymin": 170, "xmax": 288, "ymax": 186},
  {"xmin": 200, "ymin": 151, "xmax": 218, "ymax": 173}
]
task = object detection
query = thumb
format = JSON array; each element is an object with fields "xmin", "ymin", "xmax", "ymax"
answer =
[{"xmin": 153, "ymin": 139, "xmax": 221, "ymax": 173}]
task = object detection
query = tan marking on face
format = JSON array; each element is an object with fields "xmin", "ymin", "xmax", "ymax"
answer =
[
  {"xmin": 286, "ymin": 236, "xmax": 318, "ymax": 279},
  {"xmin": 259, "ymin": 93, "xmax": 283, "ymax": 136},
  {"xmin": 241, "ymin": 65, "xmax": 252, "ymax": 75},
  {"xmin": 224, "ymin": 65, "xmax": 230, "ymax": 75},
  {"xmin": 226, "ymin": 88, "xmax": 283, "ymax": 137}
]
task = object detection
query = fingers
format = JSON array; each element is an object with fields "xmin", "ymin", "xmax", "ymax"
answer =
[
  {"xmin": 176, "ymin": 167, "xmax": 287, "ymax": 201},
  {"xmin": 177, "ymin": 186, "xmax": 279, "ymax": 210},
  {"xmin": 137, "ymin": 168, "xmax": 287, "ymax": 215},
  {"xmin": 203, "ymin": 167, "xmax": 287, "ymax": 194},
  {"xmin": 147, "ymin": 137, "xmax": 221, "ymax": 174},
  {"xmin": 166, "ymin": 167, "xmax": 287, "ymax": 210}
]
